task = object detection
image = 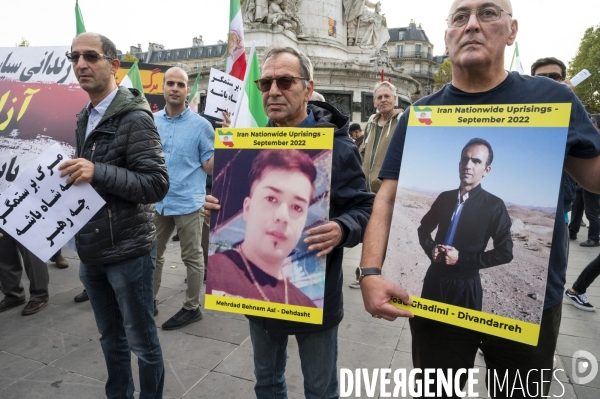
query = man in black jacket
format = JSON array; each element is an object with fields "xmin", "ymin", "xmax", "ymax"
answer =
[
  {"xmin": 206, "ymin": 46, "xmax": 373, "ymax": 398},
  {"xmin": 417, "ymin": 138, "xmax": 513, "ymax": 310},
  {"xmin": 59, "ymin": 32, "xmax": 169, "ymax": 399}
]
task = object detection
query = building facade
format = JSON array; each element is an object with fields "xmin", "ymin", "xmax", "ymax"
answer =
[{"xmin": 387, "ymin": 21, "xmax": 436, "ymax": 98}]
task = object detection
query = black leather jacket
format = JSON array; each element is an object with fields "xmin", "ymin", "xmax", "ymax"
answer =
[{"xmin": 75, "ymin": 87, "xmax": 169, "ymax": 265}]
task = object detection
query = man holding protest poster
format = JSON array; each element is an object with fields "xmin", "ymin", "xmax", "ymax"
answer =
[
  {"xmin": 206, "ymin": 46, "xmax": 373, "ymax": 398},
  {"xmin": 58, "ymin": 32, "xmax": 168, "ymax": 398},
  {"xmin": 359, "ymin": 0, "xmax": 600, "ymax": 396}
]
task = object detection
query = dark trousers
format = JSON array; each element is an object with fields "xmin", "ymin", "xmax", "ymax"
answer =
[
  {"xmin": 569, "ymin": 188, "xmax": 600, "ymax": 241},
  {"xmin": 410, "ymin": 303, "xmax": 562, "ymax": 398},
  {"xmin": 573, "ymin": 252, "xmax": 600, "ymax": 294},
  {"xmin": 0, "ymin": 230, "xmax": 49, "ymax": 303}
]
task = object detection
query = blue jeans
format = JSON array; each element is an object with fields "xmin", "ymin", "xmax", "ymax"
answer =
[
  {"xmin": 80, "ymin": 249, "xmax": 164, "ymax": 399},
  {"xmin": 249, "ymin": 321, "xmax": 339, "ymax": 399}
]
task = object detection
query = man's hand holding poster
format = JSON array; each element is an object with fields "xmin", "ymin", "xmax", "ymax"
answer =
[
  {"xmin": 205, "ymin": 127, "xmax": 334, "ymax": 324},
  {"xmin": 385, "ymin": 104, "xmax": 570, "ymax": 345}
]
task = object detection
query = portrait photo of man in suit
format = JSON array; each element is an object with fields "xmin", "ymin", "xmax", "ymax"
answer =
[{"xmin": 417, "ymin": 138, "xmax": 514, "ymax": 311}]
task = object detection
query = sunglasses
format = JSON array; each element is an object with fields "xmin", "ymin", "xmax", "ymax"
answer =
[
  {"xmin": 254, "ymin": 76, "xmax": 308, "ymax": 92},
  {"xmin": 65, "ymin": 51, "xmax": 114, "ymax": 63},
  {"xmin": 535, "ymin": 72, "xmax": 563, "ymax": 81}
]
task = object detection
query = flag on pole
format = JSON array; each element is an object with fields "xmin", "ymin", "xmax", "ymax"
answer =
[
  {"xmin": 510, "ymin": 42, "xmax": 525, "ymax": 74},
  {"xmin": 225, "ymin": 0, "xmax": 247, "ymax": 80},
  {"xmin": 188, "ymin": 73, "xmax": 201, "ymax": 103},
  {"xmin": 232, "ymin": 44, "xmax": 268, "ymax": 128},
  {"xmin": 75, "ymin": 0, "xmax": 86, "ymax": 35},
  {"xmin": 120, "ymin": 62, "xmax": 144, "ymax": 94}
]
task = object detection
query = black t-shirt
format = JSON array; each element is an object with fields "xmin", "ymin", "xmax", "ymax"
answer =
[{"xmin": 379, "ymin": 72, "xmax": 600, "ymax": 310}]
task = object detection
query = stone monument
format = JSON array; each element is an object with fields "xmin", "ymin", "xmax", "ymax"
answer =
[{"xmin": 241, "ymin": 0, "xmax": 419, "ymax": 122}]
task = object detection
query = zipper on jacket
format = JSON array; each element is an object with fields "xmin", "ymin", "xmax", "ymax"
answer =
[
  {"xmin": 90, "ymin": 142, "xmax": 97, "ymax": 162},
  {"xmin": 108, "ymin": 208, "xmax": 115, "ymax": 246}
]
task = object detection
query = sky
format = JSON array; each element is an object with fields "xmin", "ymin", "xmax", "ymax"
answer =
[
  {"xmin": 1, "ymin": 0, "xmax": 597, "ymax": 73},
  {"xmin": 398, "ymin": 126, "xmax": 567, "ymax": 208}
]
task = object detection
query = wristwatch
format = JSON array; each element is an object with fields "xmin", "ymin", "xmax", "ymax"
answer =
[{"xmin": 355, "ymin": 267, "xmax": 382, "ymax": 283}]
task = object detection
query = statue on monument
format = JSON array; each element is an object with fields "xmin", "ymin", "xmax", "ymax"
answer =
[
  {"xmin": 243, "ymin": 0, "xmax": 305, "ymax": 36},
  {"xmin": 343, "ymin": 0, "xmax": 390, "ymax": 49}
]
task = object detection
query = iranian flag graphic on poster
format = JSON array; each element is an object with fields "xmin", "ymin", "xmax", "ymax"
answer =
[{"xmin": 415, "ymin": 106, "xmax": 433, "ymax": 125}]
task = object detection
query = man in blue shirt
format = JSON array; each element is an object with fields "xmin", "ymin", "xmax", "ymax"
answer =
[{"xmin": 153, "ymin": 67, "xmax": 214, "ymax": 330}]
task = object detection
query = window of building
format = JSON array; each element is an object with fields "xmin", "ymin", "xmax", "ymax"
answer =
[
  {"xmin": 396, "ymin": 45, "xmax": 403, "ymax": 58},
  {"xmin": 204, "ymin": 61, "xmax": 209, "ymax": 68},
  {"xmin": 214, "ymin": 60, "xmax": 219, "ymax": 67},
  {"xmin": 415, "ymin": 44, "xmax": 421, "ymax": 57},
  {"xmin": 396, "ymin": 63, "xmax": 402, "ymax": 68},
  {"xmin": 207, "ymin": 48, "xmax": 212, "ymax": 56},
  {"xmin": 398, "ymin": 31, "xmax": 405, "ymax": 40},
  {"xmin": 195, "ymin": 62, "xmax": 200, "ymax": 69},
  {"xmin": 415, "ymin": 64, "xmax": 421, "ymax": 73}
]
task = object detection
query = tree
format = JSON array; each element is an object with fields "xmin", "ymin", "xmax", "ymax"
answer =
[
  {"xmin": 16, "ymin": 38, "xmax": 29, "ymax": 47},
  {"xmin": 122, "ymin": 52, "xmax": 139, "ymax": 63},
  {"xmin": 433, "ymin": 58, "xmax": 452, "ymax": 92},
  {"xmin": 569, "ymin": 25, "xmax": 600, "ymax": 113}
]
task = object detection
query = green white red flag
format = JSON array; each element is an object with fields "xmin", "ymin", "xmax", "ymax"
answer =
[
  {"xmin": 119, "ymin": 62, "xmax": 144, "ymax": 94},
  {"xmin": 232, "ymin": 43, "xmax": 268, "ymax": 128},
  {"xmin": 225, "ymin": 0, "xmax": 247, "ymax": 80},
  {"xmin": 75, "ymin": 0, "xmax": 86, "ymax": 35},
  {"xmin": 510, "ymin": 42, "xmax": 525, "ymax": 74}
]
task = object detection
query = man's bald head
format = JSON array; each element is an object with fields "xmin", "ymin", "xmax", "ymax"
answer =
[
  {"xmin": 165, "ymin": 66, "xmax": 189, "ymax": 82},
  {"xmin": 449, "ymin": 0, "xmax": 513, "ymax": 14},
  {"xmin": 163, "ymin": 67, "xmax": 190, "ymax": 114}
]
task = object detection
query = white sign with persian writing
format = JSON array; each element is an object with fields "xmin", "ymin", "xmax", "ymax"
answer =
[
  {"xmin": 0, "ymin": 143, "xmax": 104, "ymax": 261},
  {"xmin": 204, "ymin": 68, "xmax": 243, "ymax": 118}
]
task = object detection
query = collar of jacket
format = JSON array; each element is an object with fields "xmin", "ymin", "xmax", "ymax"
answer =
[{"xmin": 265, "ymin": 101, "xmax": 350, "ymax": 138}]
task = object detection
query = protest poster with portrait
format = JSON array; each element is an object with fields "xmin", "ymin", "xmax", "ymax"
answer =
[
  {"xmin": 385, "ymin": 104, "xmax": 570, "ymax": 345},
  {"xmin": 205, "ymin": 128, "xmax": 334, "ymax": 324}
]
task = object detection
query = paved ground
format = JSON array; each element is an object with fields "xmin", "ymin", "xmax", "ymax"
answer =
[{"xmin": 1, "ymin": 232, "xmax": 600, "ymax": 398}]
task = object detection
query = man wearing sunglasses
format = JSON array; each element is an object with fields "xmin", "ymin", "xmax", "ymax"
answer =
[
  {"xmin": 206, "ymin": 46, "xmax": 374, "ymax": 398},
  {"xmin": 531, "ymin": 57, "xmax": 575, "ymax": 90},
  {"xmin": 532, "ymin": 58, "xmax": 600, "ymax": 249},
  {"xmin": 58, "ymin": 32, "xmax": 168, "ymax": 399},
  {"xmin": 360, "ymin": 0, "xmax": 600, "ymax": 397}
]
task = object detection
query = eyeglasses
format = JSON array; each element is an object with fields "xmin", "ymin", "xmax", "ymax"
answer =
[
  {"xmin": 535, "ymin": 72, "xmax": 563, "ymax": 82},
  {"xmin": 254, "ymin": 76, "xmax": 308, "ymax": 92},
  {"xmin": 447, "ymin": 5, "xmax": 512, "ymax": 28},
  {"xmin": 65, "ymin": 51, "xmax": 114, "ymax": 63}
]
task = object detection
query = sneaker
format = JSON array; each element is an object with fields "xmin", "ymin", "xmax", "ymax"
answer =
[
  {"xmin": 162, "ymin": 307, "xmax": 203, "ymax": 330},
  {"xmin": 154, "ymin": 300, "xmax": 159, "ymax": 317},
  {"xmin": 580, "ymin": 239, "xmax": 600, "ymax": 247},
  {"xmin": 172, "ymin": 234, "xmax": 180, "ymax": 242},
  {"xmin": 349, "ymin": 279, "xmax": 360, "ymax": 289},
  {"xmin": 564, "ymin": 289, "xmax": 595, "ymax": 311},
  {"xmin": 50, "ymin": 254, "xmax": 69, "ymax": 269}
]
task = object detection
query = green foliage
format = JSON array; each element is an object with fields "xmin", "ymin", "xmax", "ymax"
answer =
[
  {"xmin": 433, "ymin": 58, "xmax": 452, "ymax": 92},
  {"xmin": 568, "ymin": 26, "xmax": 600, "ymax": 113},
  {"xmin": 122, "ymin": 52, "xmax": 139, "ymax": 63},
  {"xmin": 16, "ymin": 38, "xmax": 29, "ymax": 47}
]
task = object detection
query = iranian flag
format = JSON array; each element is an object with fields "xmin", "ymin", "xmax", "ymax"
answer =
[
  {"xmin": 232, "ymin": 44, "xmax": 268, "ymax": 128},
  {"xmin": 226, "ymin": 0, "xmax": 247, "ymax": 80},
  {"xmin": 414, "ymin": 106, "xmax": 433, "ymax": 125},
  {"xmin": 75, "ymin": 0, "xmax": 86, "ymax": 35},
  {"xmin": 510, "ymin": 42, "xmax": 525, "ymax": 74},
  {"xmin": 120, "ymin": 61, "xmax": 144, "ymax": 94}
]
